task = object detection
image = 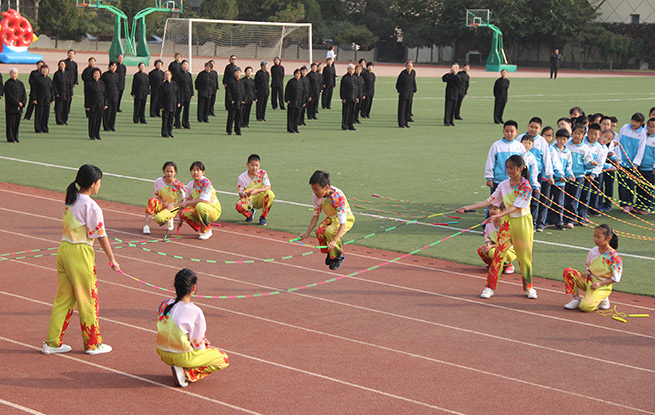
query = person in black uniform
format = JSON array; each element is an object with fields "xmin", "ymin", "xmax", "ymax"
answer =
[
  {"xmin": 149, "ymin": 59, "xmax": 164, "ymax": 117},
  {"xmin": 208, "ymin": 60, "xmax": 219, "ymax": 116},
  {"xmin": 116, "ymin": 54, "xmax": 127, "ymax": 112},
  {"xmin": 442, "ymin": 63, "xmax": 460, "ymax": 126},
  {"xmin": 254, "ymin": 60, "xmax": 269, "ymax": 121},
  {"xmin": 158, "ymin": 70, "xmax": 179, "ymax": 138},
  {"xmin": 493, "ymin": 69, "xmax": 510, "ymax": 124},
  {"xmin": 175, "ymin": 60, "xmax": 193, "ymax": 129},
  {"xmin": 322, "ymin": 57, "xmax": 336, "ymax": 109},
  {"xmin": 408, "ymin": 64, "xmax": 417, "ymax": 122},
  {"xmin": 395, "ymin": 61, "xmax": 416, "ymax": 128},
  {"xmin": 241, "ymin": 66, "xmax": 255, "ymax": 128},
  {"xmin": 550, "ymin": 48, "xmax": 562, "ymax": 79},
  {"xmin": 86, "ymin": 68, "xmax": 107, "ymax": 140},
  {"xmin": 298, "ymin": 66, "xmax": 310, "ymax": 126},
  {"xmin": 270, "ymin": 57, "xmax": 285, "ymax": 110},
  {"xmin": 53, "ymin": 60, "xmax": 73, "ymax": 125},
  {"xmin": 33, "ymin": 64, "xmax": 54, "ymax": 133},
  {"xmin": 168, "ymin": 52, "xmax": 183, "ymax": 86},
  {"xmin": 225, "ymin": 67, "xmax": 244, "ymax": 136},
  {"xmin": 223, "ymin": 55, "xmax": 238, "ymax": 111},
  {"xmin": 24, "ymin": 60, "xmax": 44, "ymax": 121},
  {"xmin": 131, "ymin": 62, "xmax": 149, "ymax": 124},
  {"xmin": 361, "ymin": 61, "xmax": 375, "ymax": 118},
  {"xmin": 4, "ymin": 68, "xmax": 27, "ymax": 143},
  {"xmin": 307, "ymin": 63, "xmax": 322, "ymax": 120},
  {"xmin": 81, "ymin": 57, "xmax": 96, "ymax": 118},
  {"xmin": 340, "ymin": 63, "xmax": 357, "ymax": 131},
  {"xmin": 64, "ymin": 49, "xmax": 78, "ymax": 115},
  {"xmin": 454, "ymin": 63, "xmax": 470, "ymax": 120},
  {"xmin": 195, "ymin": 62, "xmax": 213, "ymax": 123},
  {"xmin": 100, "ymin": 61, "xmax": 119, "ymax": 132},
  {"xmin": 353, "ymin": 65, "xmax": 365, "ymax": 124},
  {"xmin": 284, "ymin": 68, "xmax": 303, "ymax": 133}
]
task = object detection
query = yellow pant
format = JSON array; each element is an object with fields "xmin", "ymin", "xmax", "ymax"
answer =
[
  {"xmin": 235, "ymin": 190, "xmax": 275, "ymax": 219},
  {"xmin": 562, "ymin": 268, "xmax": 612, "ymax": 312},
  {"xmin": 157, "ymin": 346, "xmax": 229, "ymax": 382},
  {"xmin": 179, "ymin": 202, "xmax": 221, "ymax": 233},
  {"xmin": 46, "ymin": 242, "xmax": 104, "ymax": 351},
  {"xmin": 478, "ymin": 245, "xmax": 516, "ymax": 266},
  {"xmin": 487, "ymin": 214, "xmax": 533, "ymax": 291},
  {"xmin": 316, "ymin": 214, "xmax": 355, "ymax": 258},
  {"xmin": 146, "ymin": 197, "xmax": 177, "ymax": 226}
]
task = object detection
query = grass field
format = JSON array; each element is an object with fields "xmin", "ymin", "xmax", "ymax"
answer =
[{"xmin": 2, "ymin": 73, "xmax": 654, "ymax": 296}]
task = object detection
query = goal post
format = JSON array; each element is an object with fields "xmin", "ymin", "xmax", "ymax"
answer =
[{"xmin": 160, "ymin": 18, "xmax": 313, "ymax": 72}]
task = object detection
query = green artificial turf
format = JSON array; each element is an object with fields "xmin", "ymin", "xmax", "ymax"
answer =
[{"xmin": 2, "ymin": 73, "xmax": 654, "ymax": 296}]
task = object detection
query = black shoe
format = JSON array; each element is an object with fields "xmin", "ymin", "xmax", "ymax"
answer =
[
  {"xmin": 455, "ymin": 117, "xmax": 463, "ymax": 120},
  {"xmin": 236, "ymin": 132, "xmax": 242, "ymax": 136},
  {"xmin": 408, "ymin": 118, "xmax": 415, "ymax": 122},
  {"xmin": 348, "ymin": 128, "xmax": 357, "ymax": 131},
  {"xmin": 169, "ymin": 135, "xmax": 174, "ymax": 138},
  {"xmin": 404, "ymin": 124, "xmax": 411, "ymax": 128},
  {"xmin": 117, "ymin": 109, "xmax": 123, "ymax": 112},
  {"xmin": 227, "ymin": 132, "xmax": 232, "ymax": 135},
  {"xmin": 329, "ymin": 255, "xmax": 345, "ymax": 270},
  {"xmin": 15, "ymin": 139, "xmax": 20, "ymax": 143},
  {"xmin": 325, "ymin": 253, "xmax": 332, "ymax": 266},
  {"xmin": 294, "ymin": 129, "xmax": 300, "ymax": 133}
]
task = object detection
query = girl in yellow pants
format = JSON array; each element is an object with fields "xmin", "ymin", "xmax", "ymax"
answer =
[
  {"xmin": 562, "ymin": 224, "xmax": 622, "ymax": 311},
  {"xmin": 178, "ymin": 161, "xmax": 222, "ymax": 240},
  {"xmin": 300, "ymin": 170, "xmax": 355, "ymax": 270},
  {"xmin": 43, "ymin": 164, "xmax": 119, "ymax": 355},
  {"xmin": 478, "ymin": 204, "xmax": 517, "ymax": 274},
  {"xmin": 458, "ymin": 154, "xmax": 537, "ymax": 299},
  {"xmin": 156, "ymin": 269, "xmax": 229, "ymax": 387},
  {"xmin": 143, "ymin": 161, "xmax": 185, "ymax": 234}
]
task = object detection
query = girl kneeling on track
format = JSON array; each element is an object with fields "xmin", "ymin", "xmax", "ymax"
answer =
[
  {"xmin": 143, "ymin": 161, "xmax": 185, "ymax": 234},
  {"xmin": 562, "ymin": 224, "xmax": 621, "ymax": 311},
  {"xmin": 156, "ymin": 268, "xmax": 229, "ymax": 387},
  {"xmin": 43, "ymin": 164, "xmax": 119, "ymax": 355},
  {"xmin": 458, "ymin": 155, "xmax": 537, "ymax": 300},
  {"xmin": 478, "ymin": 204, "xmax": 516, "ymax": 275}
]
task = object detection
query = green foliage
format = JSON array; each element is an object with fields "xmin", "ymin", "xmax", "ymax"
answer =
[
  {"xmin": 38, "ymin": 0, "xmax": 86, "ymax": 43},
  {"xmin": 270, "ymin": 2, "xmax": 305, "ymax": 23},
  {"xmin": 335, "ymin": 24, "xmax": 378, "ymax": 47},
  {"xmin": 198, "ymin": 0, "xmax": 239, "ymax": 20}
]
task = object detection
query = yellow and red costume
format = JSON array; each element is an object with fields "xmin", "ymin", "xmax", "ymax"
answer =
[
  {"xmin": 235, "ymin": 169, "xmax": 275, "ymax": 219},
  {"xmin": 562, "ymin": 247, "xmax": 622, "ymax": 312},
  {"xmin": 179, "ymin": 177, "xmax": 221, "ymax": 233},
  {"xmin": 313, "ymin": 186, "xmax": 355, "ymax": 259},
  {"xmin": 145, "ymin": 176, "xmax": 185, "ymax": 226}
]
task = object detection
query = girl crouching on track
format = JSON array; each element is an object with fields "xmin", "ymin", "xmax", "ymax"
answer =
[
  {"xmin": 156, "ymin": 268, "xmax": 229, "ymax": 387},
  {"xmin": 178, "ymin": 161, "xmax": 222, "ymax": 240},
  {"xmin": 143, "ymin": 161, "xmax": 185, "ymax": 234}
]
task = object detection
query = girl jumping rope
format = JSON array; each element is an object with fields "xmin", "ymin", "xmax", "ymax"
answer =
[
  {"xmin": 143, "ymin": 161, "xmax": 185, "ymax": 234},
  {"xmin": 458, "ymin": 155, "xmax": 537, "ymax": 299}
]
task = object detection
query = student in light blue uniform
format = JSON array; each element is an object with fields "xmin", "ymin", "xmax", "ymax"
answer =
[
  {"xmin": 549, "ymin": 129, "xmax": 575, "ymax": 229},
  {"xmin": 535, "ymin": 127, "xmax": 563, "ymax": 231},
  {"xmin": 580, "ymin": 123, "xmax": 608, "ymax": 220},
  {"xmin": 564, "ymin": 124, "xmax": 597, "ymax": 228},
  {"xmin": 484, "ymin": 120, "xmax": 526, "ymax": 194},
  {"xmin": 633, "ymin": 117, "xmax": 655, "ymax": 213},
  {"xmin": 616, "ymin": 112, "xmax": 646, "ymax": 210}
]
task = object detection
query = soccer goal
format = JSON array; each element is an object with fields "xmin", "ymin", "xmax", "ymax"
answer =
[{"xmin": 160, "ymin": 18, "xmax": 313, "ymax": 72}]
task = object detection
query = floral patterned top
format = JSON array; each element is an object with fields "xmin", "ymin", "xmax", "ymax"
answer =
[
  {"xmin": 156, "ymin": 299, "xmax": 208, "ymax": 353},
  {"xmin": 313, "ymin": 185, "xmax": 352, "ymax": 224},
  {"xmin": 185, "ymin": 177, "xmax": 220, "ymax": 206},
  {"xmin": 586, "ymin": 246, "xmax": 623, "ymax": 283},
  {"xmin": 61, "ymin": 194, "xmax": 106, "ymax": 246},
  {"xmin": 153, "ymin": 177, "xmax": 185, "ymax": 204},
  {"xmin": 487, "ymin": 178, "xmax": 532, "ymax": 218},
  {"xmin": 237, "ymin": 169, "xmax": 270, "ymax": 193}
]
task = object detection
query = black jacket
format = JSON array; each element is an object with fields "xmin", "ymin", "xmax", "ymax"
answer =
[
  {"xmin": 442, "ymin": 72, "xmax": 459, "ymax": 100},
  {"xmin": 177, "ymin": 71, "xmax": 193, "ymax": 101},
  {"xmin": 284, "ymin": 77, "xmax": 303, "ymax": 108},
  {"xmin": 149, "ymin": 68, "xmax": 164, "ymax": 93},
  {"xmin": 64, "ymin": 58, "xmax": 78, "ymax": 85},
  {"xmin": 271, "ymin": 64, "xmax": 285, "ymax": 87},
  {"xmin": 33, "ymin": 75, "xmax": 54, "ymax": 105},
  {"xmin": 340, "ymin": 73, "xmax": 357, "ymax": 103},
  {"xmin": 242, "ymin": 77, "xmax": 256, "ymax": 104},
  {"xmin": 100, "ymin": 71, "xmax": 119, "ymax": 101},
  {"xmin": 494, "ymin": 77, "xmax": 510, "ymax": 102},
  {"xmin": 3, "ymin": 78, "xmax": 27, "ymax": 114},
  {"xmin": 87, "ymin": 80, "xmax": 106, "ymax": 110},
  {"xmin": 308, "ymin": 71, "xmax": 322, "ymax": 94},
  {"xmin": 194, "ymin": 71, "xmax": 213, "ymax": 98},
  {"xmin": 81, "ymin": 66, "xmax": 96, "ymax": 107},
  {"xmin": 131, "ymin": 72, "xmax": 150, "ymax": 99},
  {"xmin": 222, "ymin": 63, "xmax": 237, "ymax": 86},
  {"xmin": 225, "ymin": 78, "xmax": 245, "ymax": 109},
  {"xmin": 395, "ymin": 69, "xmax": 416, "ymax": 99},
  {"xmin": 117, "ymin": 63, "xmax": 127, "ymax": 90},
  {"xmin": 209, "ymin": 70, "xmax": 219, "ymax": 92},
  {"xmin": 300, "ymin": 75, "xmax": 310, "ymax": 102},
  {"xmin": 322, "ymin": 65, "xmax": 336, "ymax": 87},
  {"xmin": 53, "ymin": 70, "xmax": 73, "ymax": 101},
  {"xmin": 254, "ymin": 69, "xmax": 269, "ymax": 97},
  {"xmin": 158, "ymin": 80, "xmax": 179, "ymax": 112},
  {"xmin": 363, "ymin": 70, "xmax": 375, "ymax": 96},
  {"xmin": 456, "ymin": 70, "xmax": 469, "ymax": 97},
  {"xmin": 355, "ymin": 73, "xmax": 365, "ymax": 100},
  {"xmin": 168, "ymin": 61, "xmax": 182, "ymax": 84}
]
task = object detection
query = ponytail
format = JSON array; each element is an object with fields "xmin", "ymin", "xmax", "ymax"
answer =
[
  {"xmin": 163, "ymin": 268, "xmax": 198, "ymax": 316},
  {"xmin": 65, "ymin": 164, "xmax": 103, "ymax": 205},
  {"xmin": 596, "ymin": 224, "xmax": 618, "ymax": 250}
]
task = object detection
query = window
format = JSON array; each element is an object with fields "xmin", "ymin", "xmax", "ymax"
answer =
[{"xmin": 631, "ymin": 14, "xmax": 640, "ymax": 23}]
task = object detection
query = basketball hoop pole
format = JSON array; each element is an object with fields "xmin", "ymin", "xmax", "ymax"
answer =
[{"xmin": 465, "ymin": 8, "xmax": 517, "ymax": 72}]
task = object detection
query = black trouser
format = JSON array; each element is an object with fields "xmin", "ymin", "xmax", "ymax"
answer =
[
  {"xmin": 600, "ymin": 171, "xmax": 614, "ymax": 210},
  {"xmin": 493, "ymin": 99, "xmax": 506, "ymax": 123},
  {"xmin": 444, "ymin": 98, "xmax": 456, "ymax": 125},
  {"xmin": 271, "ymin": 86, "xmax": 284, "ymax": 109},
  {"xmin": 361, "ymin": 94, "xmax": 373, "ymax": 117},
  {"xmin": 409, "ymin": 94, "xmax": 414, "ymax": 117},
  {"xmin": 88, "ymin": 108, "xmax": 102, "ymax": 139},
  {"xmin": 34, "ymin": 104, "xmax": 50, "ymax": 133},
  {"xmin": 454, "ymin": 94, "xmax": 464, "ymax": 118},
  {"xmin": 117, "ymin": 89, "xmax": 124, "ymax": 111},
  {"xmin": 635, "ymin": 170, "xmax": 655, "ymax": 211},
  {"xmin": 133, "ymin": 98, "xmax": 147, "ymax": 123},
  {"xmin": 287, "ymin": 107, "xmax": 299, "ymax": 132},
  {"xmin": 354, "ymin": 100, "xmax": 361, "ymax": 123},
  {"xmin": 547, "ymin": 185, "xmax": 565, "ymax": 226},
  {"xmin": 307, "ymin": 93, "xmax": 318, "ymax": 119},
  {"xmin": 342, "ymin": 101, "xmax": 355, "ymax": 130},
  {"xmin": 256, "ymin": 94, "xmax": 268, "ymax": 120},
  {"xmin": 227, "ymin": 106, "xmax": 242, "ymax": 134},
  {"xmin": 209, "ymin": 93, "xmax": 216, "ymax": 116},
  {"xmin": 150, "ymin": 93, "xmax": 160, "ymax": 117},
  {"xmin": 67, "ymin": 98, "xmax": 73, "ymax": 115},
  {"xmin": 161, "ymin": 110, "xmax": 174, "ymax": 137},
  {"xmin": 322, "ymin": 86, "xmax": 333, "ymax": 109},
  {"xmin": 397, "ymin": 97, "xmax": 410, "ymax": 127},
  {"xmin": 299, "ymin": 103, "xmax": 306, "ymax": 125},
  {"xmin": 54, "ymin": 99, "xmax": 69, "ymax": 125},
  {"xmin": 550, "ymin": 66, "xmax": 558, "ymax": 79},
  {"xmin": 103, "ymin": 99, "xmax": 117, "ymax": 131},
  {"xmin": 618, "ymin": 166, "xmax": 636, "ymax": 207},
  {"xmin": 175, "ymin": 99, "xmax": 190, "ymax": 128},
  {"xmin": 24, "ymin": 100, "xmax": 35, "ymax": 120},
  {"xmin": 6, "ymin": 112, "xmax": 21, "ymax": 142},
  {"xmin": 242, "ymin": 102, "xmax": 252, "ymax": 127},
  {"xmin": 198, "ymin": 96, "xmax": 210, "ymax": 122}
]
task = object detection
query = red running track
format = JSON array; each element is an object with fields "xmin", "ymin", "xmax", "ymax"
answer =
[{"xmin": 0, "ymin": 182, "xmax": 654, "ymax": 415}]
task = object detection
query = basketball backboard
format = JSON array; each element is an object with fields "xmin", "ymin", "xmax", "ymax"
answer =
[{"xmin": 466, "ymin": 9, "xmax": 490, "ymax": 27}]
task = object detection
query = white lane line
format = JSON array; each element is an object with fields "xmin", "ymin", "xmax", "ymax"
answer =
[{"xmin": 0, "ymin": 399, "xmax": 47, "ymax": 415}]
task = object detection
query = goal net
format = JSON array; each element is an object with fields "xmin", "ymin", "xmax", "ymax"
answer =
[{"xmin": 160, "ymin": 18, "xmax": 312, "ymax": 72}]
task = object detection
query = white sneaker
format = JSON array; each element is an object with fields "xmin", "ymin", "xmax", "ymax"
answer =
[
  {"xmin": 198, "ymin": 229, "xmax": 212, "ymax": 240},
  {"xmin": 142, "ymin": 225, "xmax": 151, "ymax": 234},
  {"xmin": 527, "ymin": 288, "xmax": 538, "ymax": 299},
  {"xmin": 171, "ymin": 365, "xmax": 189, "ymax": 388},
  {"xmin": 41, "ymin": 342, "xmax": 72, "ymax": 354},
  {"xmin": 166, "ymin": 219, "xmax": 175, "ymax": 231},
  {"xmin": 565, "ymin": 297, "xmax": 581, "ymax": 309},
  {"xmin": 480, "ymin": 287, "xmax": 494, "ymax": 298},
  {"xmin": 598, "ymin": 297, "xmax": 610, "ymax": 310},
  {"xmin": 85, "ymin": 344, "xmax": 112, "ymax": 355}
]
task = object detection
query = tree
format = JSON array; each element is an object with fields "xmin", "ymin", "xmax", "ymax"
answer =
[
  {"xmin": 38, "ymin": 0, "xmax": 85, "ymax": 47},
  {"xmin": 335, "ymin": 23, "xmax": 378, "ymax": 59},
  {"xmin": 198, "ymin": 0, "xmax": 239, "ymax": 20}
]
